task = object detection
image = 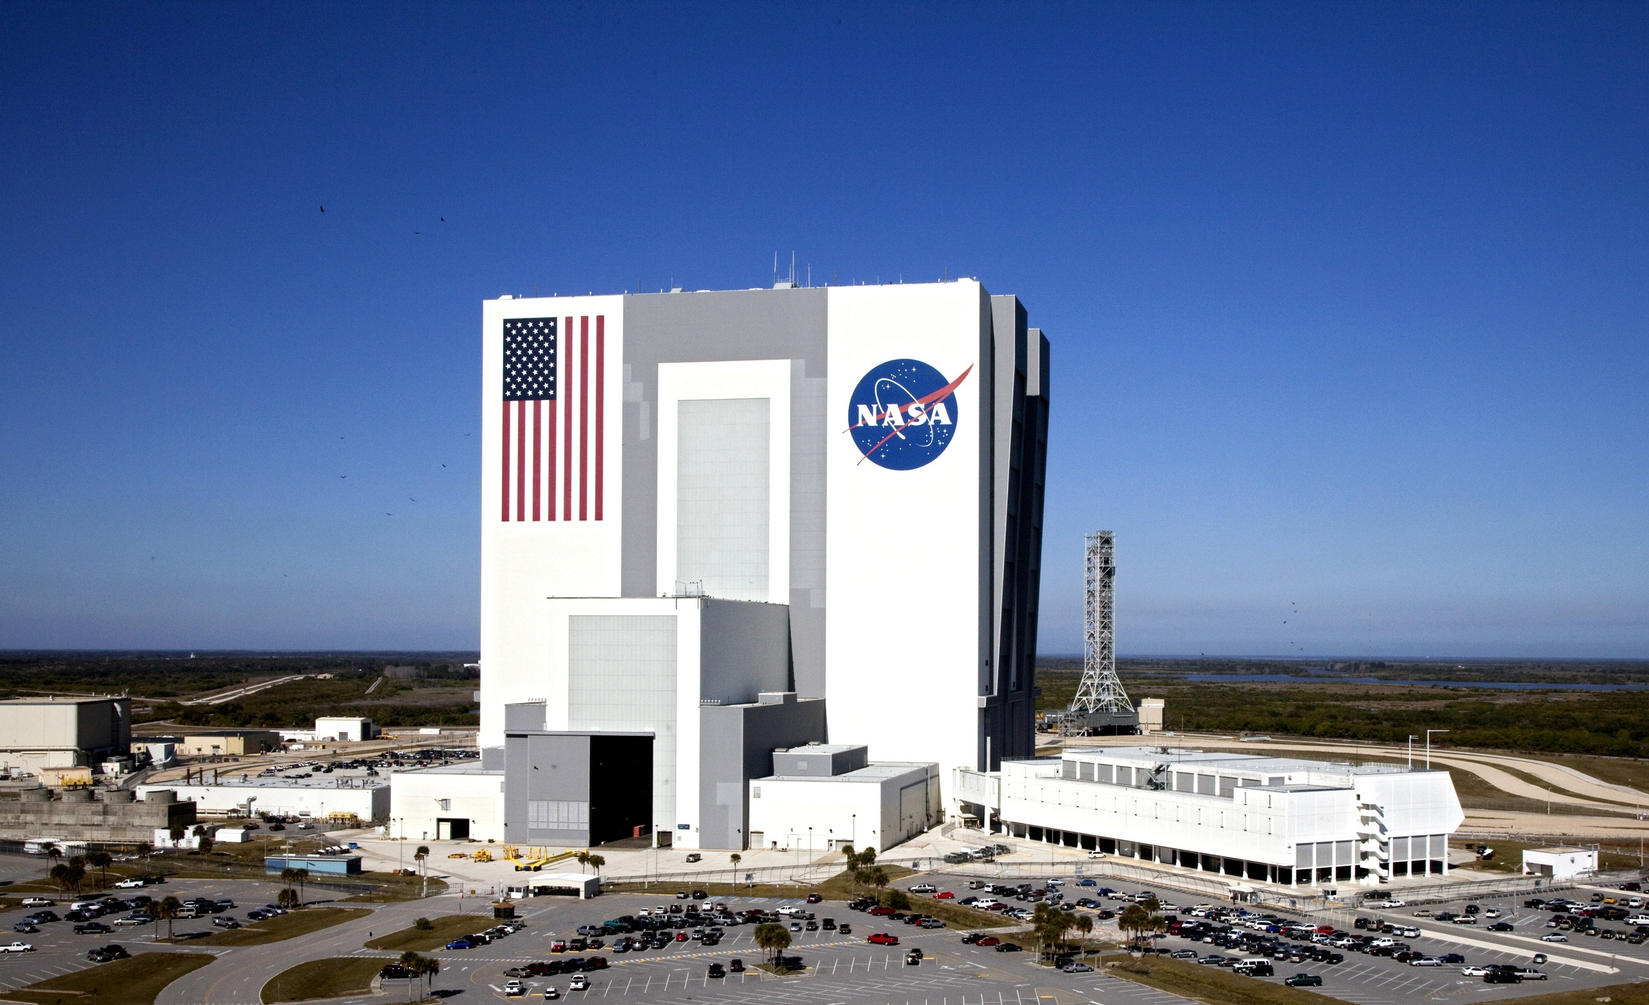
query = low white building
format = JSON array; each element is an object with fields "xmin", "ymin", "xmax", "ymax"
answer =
[
  {"xmin": 747, "ymin": 745, "xmax": 940, "ymax": 854},
  {"xmin": 316, "ymin": 717, "xmax": 378, "ymax": 742},
  {"xmin": 388, "ymin": 762, "xmax": 505, "ymax": 843},
  {"xmin": 136, "ymin": 776, "xmax": 389, "ymax": 823},
  {"xmin": 956, "ymin": 747, "xmax": 1463, "ymax": 887},
  {"xmin": 1522, "ymin": 846, "xmax": 1597, "ymax": 880}
]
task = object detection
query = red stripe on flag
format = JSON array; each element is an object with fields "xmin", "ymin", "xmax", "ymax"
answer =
[
  {"xmin": 547, "ymin": 398, "xmax": 557, "ymax": 521},
  {"xmin": 501, "ymin": 399, "xmax": 511, "ymax": 522},
  {"xmin": 563, "ymin": 316, "xmax": 573, "ymax": 520},
  {"xmin": 579, "ymin": 316, "xmax": 589, "ymax": 521},
  {"xmin": 594, "ymin": 315, "xmax": 604, "ymax": 521},
  {"xmin": 532, "ymin": 401, "xmax": 541, "ymax": 521}
]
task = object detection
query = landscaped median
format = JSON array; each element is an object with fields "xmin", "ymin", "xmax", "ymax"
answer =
[
  {"xmin": 7, "ymin": 952, "xmax": 214, "ymax": 1005},
  {"xmin": 366, "ymin": 914, "xmax": 491, "ymax": 952},
  {"xmin": 203, "ymin": 907, "xmax": 371, "ymax": 946},
  {"xmin": 263, "ymin": 957, "xmax": 399, "ymax": 1003}
]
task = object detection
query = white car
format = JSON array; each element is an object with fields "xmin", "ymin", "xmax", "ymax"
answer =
[
  {"xmin": 114, "ymin": 879, "xmax": 145, "ymax": 889},
  {"xmin": 910, "ymin": 883, "xmax": 937, "ymax": 894},
  {"xmin": 20, "ymin": 898, "xmax": 53, "ymax": 908},
  {"xmin": 1541, "ymin": 933, "xmax": 1568, "ymax": 942},
  {"xmin": 0, "ymin": 942, "xmax": 34, "ymax": 953},
  {"xmin": 1381, "ymin": 898, "xmax": 1406, "ymax": 908},
  {"xmin": 1484, "ymin": 908, "xmax": 1502, "ymax": 918},
  {"xmin": 568, "ymin": 974, "xmax": 589, "ymax": 991},
  {"xmin": 1462, "ymin": 965, "xmax": 1489, "ymax": 976}
]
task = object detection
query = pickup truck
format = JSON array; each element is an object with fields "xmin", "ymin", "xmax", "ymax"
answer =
[{"xmin": 0, "ymin": 942, "xmax": 35, "ymax": 953}]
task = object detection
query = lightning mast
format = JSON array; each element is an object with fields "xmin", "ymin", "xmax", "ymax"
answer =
[{"xmin": 1066, "ymin": 531, "xmax": 1138, "ymax": 734}]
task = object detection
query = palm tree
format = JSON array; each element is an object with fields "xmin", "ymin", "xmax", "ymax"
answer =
[
  {"xmin": 169, "ymin": 824, "xmax": 186, "ymax": 848},
  {"xmin": 1074, "ymin": 913, "xmax": 1094, "ymax": 957},
  {"xmin": 753, "ymin": 922, "xmax": 791, "ymax": 968},
  {"xmin": 64, "ymin": 858, "xmax": 86, "ymax": 895},
  {"xmin": 157, "ymin": 895, "xmax": 181, "ymax": 941},
  {"xmin": 728, "ymin": 852, "xmax": 741, "ymax": 891},
  {"xmin": 50, "ymin": 863, "xmax": 70, "ymax": 894},
  {"xmin": 43, "ymin": 842, "xmax": 61, "ymax": 868},
  {"xmin": 1118, "ymin": 903, "xmax": 1148, "ymax": 949},
  {"xmin": 415, "ymin": 845, "xmax": 429, "ymax": 897},
  {"xmin": 587, "ymin": 853, "xmax": 604, "ymax": 879},
  {"xmin": 135, "ymin": 841, "xmax": 152, "ymax": 868},
  {"xmin": 414, "ymin": 953, "xmax": 440, "ymax": 997},
  {"xmin": 280, "ymin": 867, "xmax": 308, "ymax": 906},
  {"xmin": 575, "ymin": 850, "xmax": 592, "ymax": 874},
  {"xmin": 87, "ymin": 850, "xmax": 112, "ymax": 890},
  {"xmin": 869, "ymin": 866, "xmax": 888, "ymax": 903}
]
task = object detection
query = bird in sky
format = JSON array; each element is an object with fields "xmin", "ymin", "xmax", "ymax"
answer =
[{"xmin": 319, "ymin": 205, "xmax": 325, "ymax": 213}]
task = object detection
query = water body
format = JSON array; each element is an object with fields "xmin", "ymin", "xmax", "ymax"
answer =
[{"xmin": 1170, "ymin": 672, "xmax": 1647, "ymax": 691}]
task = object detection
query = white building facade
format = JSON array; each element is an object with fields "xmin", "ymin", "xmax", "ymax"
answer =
[
  {"xmin": 956, "ymin": 747, "xmax": 1463, "ymax": 886},
  {"xmin": 452, "ymin": 280, "xmax": 1051, "ymax": 849}
]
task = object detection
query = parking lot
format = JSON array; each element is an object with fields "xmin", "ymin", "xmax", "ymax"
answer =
[{"xmin": 8, "ymin": 855, "xmax": 1649, "ymax": 1005}]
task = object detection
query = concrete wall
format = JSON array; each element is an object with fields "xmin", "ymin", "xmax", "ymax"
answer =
[{"xmin": 0, "ymin": 787, "xmax": 194, "ymax": 843}]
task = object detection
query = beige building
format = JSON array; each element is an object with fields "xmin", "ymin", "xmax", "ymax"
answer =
[
  {"xmin": 0, "ymin": 696, "xmax": 131, "ymax": 775},
  {"xmin": 179, "ymin": 730, "xmax": 282, "ymax": 757}
]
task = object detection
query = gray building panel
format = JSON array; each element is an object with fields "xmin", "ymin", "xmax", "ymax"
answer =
[
  {"xmin": 697, "ymin": 694, "xmax": 826, "ymax": 849},
  {"xmin": 619, "ymin": 289, "xmax": 830, "ymax": 698}
]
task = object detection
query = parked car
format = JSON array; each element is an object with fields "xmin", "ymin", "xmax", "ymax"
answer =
[
  {"xmin": 1062, "ymin": 961, "xmax": 1094, "ymax": 973},
  {"xmin": 867, "ymin": 932, "xmax": 900, "ymax": 945},
  {"xmin": 1284, "ymin": 974, "xmax": 1323, "ymax": 987}
]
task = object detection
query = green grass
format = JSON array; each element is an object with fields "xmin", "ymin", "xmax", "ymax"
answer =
[
  {"xmin": 6, "ymin": 951, "xmax": 214, "ymax": 1005},
  {"xmin": 202, "ymin": 906, "xmax": 371, "ymax": 946},
  {"xmin": 365, "ymin": 913, "xmax": 491, "ymax": 951},
  {"xmin": 601, "ymin": 865, "xmax": 915, "ymax": 902},
  {"xmin": 1099, "ymin": 951, "xmax": 1346, "ymax": 1005},
  {"xmin": 263, "ymin": 956, "xmax": 397, "ymax": 1002}
]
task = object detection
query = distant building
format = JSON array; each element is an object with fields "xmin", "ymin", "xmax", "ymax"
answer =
[
  {"xmin": 0, "ymin": 695, "xmax": 131, "ymax": 775},
  {"xmin": 315, "ymin": 717, "xmax": 377, "ymax": 742},
  {"xmin": 178, "ymin": 730, "xmax": 282, "ymax": 757},
  {"xmin": 956, "ymin": 746, "xmax": 1464, "ymax": 886}
]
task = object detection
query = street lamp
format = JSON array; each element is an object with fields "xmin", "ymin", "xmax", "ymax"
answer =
[
  {"xmin": 1425, "ymin": 729, "xmax": 1449, "ymax": 769},
  {"xmin": 1406, "ymin": 735, "xmax": 1418, "ymax": 769}
]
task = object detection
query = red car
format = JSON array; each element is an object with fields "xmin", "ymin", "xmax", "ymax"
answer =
[
  {"xmin": 976, "ymin": 936, "xmax": 1001, "ymax": 947},
  {"xmin": 868, "ymin": 933, "xmax": 900, "ymax": 946},
  {"xmin": 933, "ymin": 891, "xmax": 955, "ymax": 900},
  {"xmin": 869, "ymin": 906, "xmax": 897, "ymax": 916}
]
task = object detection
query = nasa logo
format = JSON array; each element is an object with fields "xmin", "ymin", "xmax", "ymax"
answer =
[{"xmin": 845, "ymin": 358, "xmax": 974, "ymax": 470}]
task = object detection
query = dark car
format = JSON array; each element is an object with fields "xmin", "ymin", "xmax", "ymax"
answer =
[
  {"xmin": 707, "ymin": 962, "xmax": 725, "ymax": 978},
  {"xmin": 1489, "ymin": 921, "xmax": 1515, "ymax": 931},
  {"xmin": 728, "ymin": 958, "xmax": 744, "ymax": 973},
  {"xmin": 1485, "ymin": 970, "xmax": 1522, "ymax": 984},
  {"xmin": 380, "ymin": 964, "xmax": 418, "ymax": 980},
  {"xmin": 74, "ymin": 922, "xmax": 112, "ymax": 935},
  {"xmin": 995, "ymin": 942, "xmax": 1023, "ymax": 952},
  {"xmin": 445, "ymin": 938, "xmax": 473, "ymax": 950},
  {"xmin": 1284, "ymin": 974, "xmax": 1323, "ymax": 987}
]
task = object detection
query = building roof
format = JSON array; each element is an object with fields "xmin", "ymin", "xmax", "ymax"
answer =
[
  {"xmin": 0, "ymin": 695, "xmax": 124, "ymax": 706},
  {"xmin": 764, "ymin": 761, "xmax": 932, "ymax": 783}
]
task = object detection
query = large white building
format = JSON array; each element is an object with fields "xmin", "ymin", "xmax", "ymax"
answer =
[
  {"xmin": 955, "ymin": 747, "xmax": 1464, "ymax": 886},
  {"xmin": 391, "ymin": 279, "xmax": 1051, "ymax": 850}
]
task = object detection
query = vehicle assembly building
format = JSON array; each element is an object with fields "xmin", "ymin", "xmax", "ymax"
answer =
[{"xmin": 390, "ymin": 278, "xmax": 1051, "ymax": 850}]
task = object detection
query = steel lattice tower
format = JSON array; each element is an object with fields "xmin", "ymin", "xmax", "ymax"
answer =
[{"xmin": 1071, "ymin": 531, "xmax": 1133, "ymax": 717}]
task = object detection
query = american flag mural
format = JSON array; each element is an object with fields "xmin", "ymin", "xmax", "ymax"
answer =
[{"xmin": 501, "ymin": 315, "xmax": 604, "ymax": 521}]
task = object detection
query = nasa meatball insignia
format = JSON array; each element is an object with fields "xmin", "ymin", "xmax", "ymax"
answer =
[{"xmin": 846, "ymin": 358, "xmax": 974, "ymax": 470}]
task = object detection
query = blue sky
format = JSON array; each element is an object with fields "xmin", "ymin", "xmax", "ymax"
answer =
[{"xmin": 2, "ymin": 2, "xmax": 1644, "ymax": 657}]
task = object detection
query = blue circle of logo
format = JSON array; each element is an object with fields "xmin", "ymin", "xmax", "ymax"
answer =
[{"xmin": 846, "ymin": 358, "xmax": 967, "ymax": 470}]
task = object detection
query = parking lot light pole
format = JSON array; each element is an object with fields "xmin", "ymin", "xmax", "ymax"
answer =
[{"xmin": 1425, "ymin": 729, "xmax": 1448, "ymax": 769}]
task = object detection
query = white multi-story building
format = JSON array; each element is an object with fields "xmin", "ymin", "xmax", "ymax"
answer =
[
  {"xmin": 956, "ymin": 747, "xmax": 1463, "ymax": 886},
  {"xmin": 391, "ymin": 279, "xmax": 1051, "ymax": 850}
]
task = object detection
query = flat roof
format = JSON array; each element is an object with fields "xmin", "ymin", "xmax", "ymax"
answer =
[
  {"xmin": 763, "ymin": 761, "xmax": 932, "ymax": 782},
  {"xmin": 0, "ymin": 695, "xmax": 123, "ymax": 706},
  {"xmin": 1061, "ymin": 746, "xmax": 1417, "ymax": 777}
]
